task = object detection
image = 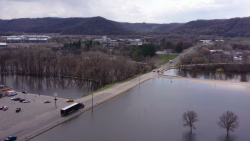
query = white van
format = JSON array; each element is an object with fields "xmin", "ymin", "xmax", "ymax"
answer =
[{"xmin": 7, "ymin": 91, "xmax": 17, "ymax": 97}]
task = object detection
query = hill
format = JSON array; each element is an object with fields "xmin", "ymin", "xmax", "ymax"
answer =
[{"xmin": 0, "ymin": 16, "xmax": 250, "ymax": 37}]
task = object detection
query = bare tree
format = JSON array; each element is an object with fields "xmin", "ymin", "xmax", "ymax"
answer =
[
  {"xmin": 218, "ymin": 111, "xmax": 239, "ymax": 137},
  {"xmin": 182, "ymin": 110, "xmax": 199, "ymax": 134}
]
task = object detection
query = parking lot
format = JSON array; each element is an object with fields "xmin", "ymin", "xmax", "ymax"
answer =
[{"xmin": 0, "ymin": 92, "xmax": 72, "ymax": 133}]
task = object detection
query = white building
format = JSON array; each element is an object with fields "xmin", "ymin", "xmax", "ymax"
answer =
[
  {"xmin": 200, "ymin": 40, "xmax": 213, "ymax": 44},
  {"xmin": 0, "ymin": 43, "xmax": 7, "ymax": 47}
]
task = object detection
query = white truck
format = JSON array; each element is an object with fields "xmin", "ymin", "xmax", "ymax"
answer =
[{"xmin": 7, "ymin": 91, "xmax": 17, "ymax": 96}]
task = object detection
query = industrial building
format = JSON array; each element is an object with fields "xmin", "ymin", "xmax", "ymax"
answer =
[
  {"xmin": 1, "ymin": 35, "xmax": 51, "ymax": 43},
  {"xmin": 0, "ymin": 42, "xmax": 7, "ymax": 47}
]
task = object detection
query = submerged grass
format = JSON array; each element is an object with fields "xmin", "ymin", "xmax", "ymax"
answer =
[{"xmin": 83, "ymin": 74, "xmax": 140, "ymax": 97}]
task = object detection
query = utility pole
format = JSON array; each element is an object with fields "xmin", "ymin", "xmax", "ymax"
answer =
[
  {"xmin": 92, "ymin": 94, "xmax": 93, "ymax": 113},
  {"xmin": 54, "ymin": 93, "xmax": 57, "ymax": 107},
  {"xmin": 139, "ymin": 66, "xmax": 141, "ymax": 87}
]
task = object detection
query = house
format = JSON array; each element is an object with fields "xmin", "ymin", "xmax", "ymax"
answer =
[
  {"xmin": 200, "ymin": 40, "xmax": 213, "ymax": 44},
  {"xmin": 0, "ymin": 85, "xmax": 13, "ymax": 97},
  {"xmin": 209, "ymin": 50, "xmax": 223, "ymax": 54},
  {"xmin": 215, "ymin": 40, "xmax": 224, "ymax": 42},
  {"xmin": 233, "ymin": 56, "xmax": 242, "ymax": 61},
  {"xmin": 0, "ymin": 43, "xmax": 7, "ymax": 47},
  {"xmin": 164, "ymin": 49, "xmax": 175, "ymax": 53}
]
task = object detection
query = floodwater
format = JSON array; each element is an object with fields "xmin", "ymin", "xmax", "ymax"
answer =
[
  {"xmin": 164, "ymin": 69, "xmax": 250, "ymax": 82},
  {"xmin": 0, "ymin": 74, "xmax": 102, "ymax": 98},
  {"xmin": 33, "ymin": 78, "xmax": 250, "ymax": 141}
]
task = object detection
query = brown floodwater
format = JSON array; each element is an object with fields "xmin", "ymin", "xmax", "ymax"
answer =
[{"xmin": 32, "ymin": 78, "xmax": 250, "ymax": 141}]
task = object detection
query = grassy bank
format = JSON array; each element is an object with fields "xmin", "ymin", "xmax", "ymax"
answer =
[
  {"xmin": 155, "ymin": 54, "xmax": 179, "ymax": 66},
  {"xmin": 83, "ymin": 74, "xmax": 140, "ymax": 97}
]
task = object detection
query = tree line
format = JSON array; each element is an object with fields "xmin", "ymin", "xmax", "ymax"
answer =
[
  {"xmin": 0, "ymin": 48, "xmax": 153, "ymax": 84},
  {"xmin": 119, "ymin": 43, "xmax": 156, "ymax": 61},
  {"xmin": 182, "ymin": 110, "xmax": 239, "ymax": 138}
]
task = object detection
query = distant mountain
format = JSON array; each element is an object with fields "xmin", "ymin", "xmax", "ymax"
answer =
[
  {"xmin": 172, "ymin": 18, "xmax": 250, "ymax": 37},
  {"xmin": 61, "ymin": 17, "xmax": 135, "ymax": 35},
  {"xmin": 0, "ymin": 16, "xmax": 250, "ymax": 37}
]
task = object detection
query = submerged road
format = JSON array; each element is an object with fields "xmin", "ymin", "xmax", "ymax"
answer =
[{"xmin": 0, "ymin": 45, "xmax": 199, "ymax": 141}]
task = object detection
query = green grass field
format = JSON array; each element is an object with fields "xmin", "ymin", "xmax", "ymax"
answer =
[{"xmin": 156, "ymin": 54, "xmax": 179, "ymax": 65}]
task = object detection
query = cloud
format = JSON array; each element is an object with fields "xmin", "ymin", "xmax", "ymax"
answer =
[{"xmin": 0, "ymin": 0, "xmax": 249, "ymax": 23}]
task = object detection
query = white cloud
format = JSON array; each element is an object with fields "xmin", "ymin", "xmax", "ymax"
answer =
[{"xmin": 0, "ymin": 0, "xmax": 249, "ymax": 23}]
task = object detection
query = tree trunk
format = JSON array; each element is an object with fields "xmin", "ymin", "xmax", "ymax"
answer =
[{"xmin": 227, "ymin": 129, "xmax": 229, "ymax": 138}]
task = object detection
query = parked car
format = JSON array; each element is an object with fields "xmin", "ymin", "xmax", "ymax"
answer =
[
  {"xmin": 0, "ymin": 106, "xmax": 4, "ymax": 110},
  {"xmin": 19, "ymin": 99, "xmax": 25, "ymax": 102},
  {"xmin": 4, "ymin": 136, "xmax": 17, "ymax": 141},
  {"xmin": 22, "ymin": 91, "xmax": 27, "ymax": 94},
  {"xmin": 67, "ymin": 99, "xmax": 74, "ymax": 102},
  {"xmin": 23, "ymin": 100, "xmax": 30, "ymax": 103},
  {"xmin": 44, "ymin": 100, "xmax": 51, "ymax": 103},
  {"xmin": 16, "ymin": 108, "xmax": 21, "ymax": 113},
  {"xmin": 11, "ymin": 97, "xmax": 17, "ymax": 100},
  {"xmin": 3, "ymin": 106, "xmax": 8, "ymax": 111},
  {"xmin": 13, "ymin": 97, "xmax": 21, "ymax": 101}
]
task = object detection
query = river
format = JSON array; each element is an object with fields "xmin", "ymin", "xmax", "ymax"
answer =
[
  {"xmin": 32, "ymin": 78, "xmax": 250, "ymax": 141},
  {"xmin": 163, "ymin": 69, "xmax": 250, "ymax": 82},
  {"xmin": 0, "ymin": 74, "xmax": 102, "ymax": 99}
]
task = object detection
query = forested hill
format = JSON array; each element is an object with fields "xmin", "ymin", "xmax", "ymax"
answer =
[
  {"xmin": 173, "ymin": 17, "xmax": 250, "ymax": 37},
  {"xmin": 0, "ymin": 16, "xmax": 250, "ymax": 37}
]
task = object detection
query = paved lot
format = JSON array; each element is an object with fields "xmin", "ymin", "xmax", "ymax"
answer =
[{"xmin": 0, "ymin": 92, "xmax": 76, "ymax": 138}]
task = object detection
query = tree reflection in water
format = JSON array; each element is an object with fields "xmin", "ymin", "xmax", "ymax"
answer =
[
  {"xmin": 218, "ymin": 135, "xmax": 236, "ymax": 141},
  {"xmin": 0, "ymin": 74, "xmax": 104, "ymax": 98},
  {"xmin": 182, "ymin": 132, "xmax": 196, "ymax": 141},
  {"xmin": 164, "ymin": 69, "xmax": 250, "ymax": 82}
]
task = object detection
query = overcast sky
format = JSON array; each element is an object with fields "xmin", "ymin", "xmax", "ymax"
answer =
[{"xmin": 0, "ymin": 0, "xmax": 249, "ymax": 23}]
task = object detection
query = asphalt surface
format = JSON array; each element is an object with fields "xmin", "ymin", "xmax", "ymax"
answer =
[{"xmin": 0, "ymin": 45, "xmax": 199, "ymax": 141}]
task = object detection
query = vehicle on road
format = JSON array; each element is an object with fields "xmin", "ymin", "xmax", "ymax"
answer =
[
  {"xmin": 44, "ymin": 100, "xmax": 51, "ymax": 103},
  {"xmin": 13, "ymin": 97, "xmax": 21, "ymax": 101},
  {"xmin": 3, "ymin": 106, "xmax": 8, "ymax": 111},
  {"xmin": 16, "ymin": 108, "xmax": 21, "ymax": 113},
  {"xmin": 4, "ymin": 136, "xmax": 17, "ymax": 141},
  {"xmin": 66, "ymin": 99, "xmax": 74, "ymax": 102},
  {"xmin": 23, "ymin": 100, "xmax": 30, "ymax": 103},
  {"xmin": 22, "ymin": 91, "xmax": 27, "ymax": 94},
  {"xmin": 61, "ymin": 103, "xmax": 84, "ymax": 116},
  {"xmin": 152, "ymin": 69, "xmax": 156, "ymax": 72},
  {"xmin": 19, "ymin": 99, "xmax": 25, "ymax": 102},
  {"xmin": 0, "ymin": 106, "xmax": 4, "ymax": 110},
  {"xmin": 169, "ymin": 60, "xmax": 172, "ymax": 63}
]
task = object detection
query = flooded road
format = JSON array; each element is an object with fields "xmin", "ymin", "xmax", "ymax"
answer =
[
  {"xmin": 0, "ymin": 75, "xmax": 102, "ymax": 98},
  {"xmin": 164, "ymin": 69, "xmax": 250, "ymax": 82},
  {"xmin": 33, "ymin": 78, "xmax": 250, "ymax": 141}
]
